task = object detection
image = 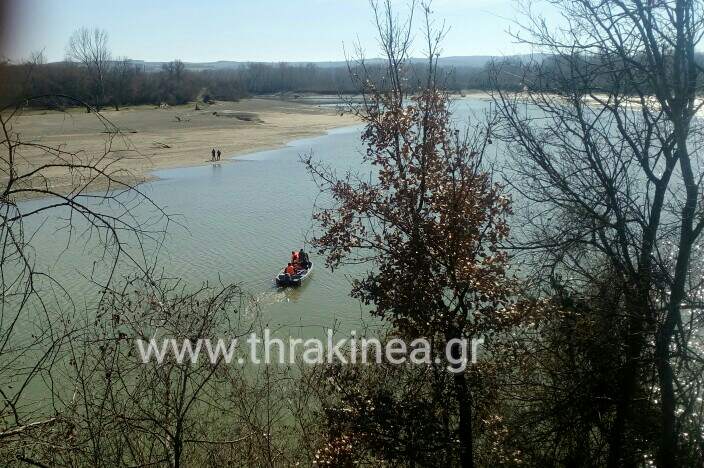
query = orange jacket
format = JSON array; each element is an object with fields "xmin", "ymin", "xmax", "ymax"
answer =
[{"xmin": 285, "ymin": 265, "xmax": 295, "ymax": 275}]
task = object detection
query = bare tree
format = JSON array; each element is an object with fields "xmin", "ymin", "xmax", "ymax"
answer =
[
  {"xmin": 67, "ymin": 28, "xmax": 111, "ymax": 111},
  {"xmin": 492, "ymin": 0, "xmax": 704, "ymax": 465},
  {"xmin": 0, "ymin": 95, "xmax": 169, "ymax": 464},
  {"xmin": 109, "ymin": 57, "xmax": 134, "ymax": 111},
  {"xmin": 20, "ymin": 50, "xmax": 46, "ymax": 98},
  {"xmin": 63, "ymin": 279, "xmax": 252, "ymax": 468}
]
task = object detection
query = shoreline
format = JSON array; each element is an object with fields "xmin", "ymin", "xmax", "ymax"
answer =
[
  {"xmin": 5, "ymin": 98, "xmax": 359, "ymax": 201},
  {"xmin": 146, "ymin": 121, "xmax": 363, "ymax": 181}
]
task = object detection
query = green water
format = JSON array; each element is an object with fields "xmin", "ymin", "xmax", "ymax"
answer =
[{"xmin": 15, "ymin": 97, "xmax": 494, "ymax": 337}]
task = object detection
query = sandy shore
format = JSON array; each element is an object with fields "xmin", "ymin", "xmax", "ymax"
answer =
[{"xmin": 5, "ymin": 98, "xmax": 358, "ymax": 199}]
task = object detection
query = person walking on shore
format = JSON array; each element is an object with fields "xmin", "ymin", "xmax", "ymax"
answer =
[
  {"xmin": 211, "ymin": 148, "xmax": 216, "ymax": 161},
  {"xmin": 216, "ymin": 149, "xmax": 221, "ymax": 161}
]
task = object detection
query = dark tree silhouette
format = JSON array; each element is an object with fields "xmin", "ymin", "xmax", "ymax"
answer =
[
  {"xmin": 493, "ymin": 0, "xmax": 704, "ymax": 465},
  {"xmin": 304, "ymin": 2, "xmax": 529, "ymax": 466}
]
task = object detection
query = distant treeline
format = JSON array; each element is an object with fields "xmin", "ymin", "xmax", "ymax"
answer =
[
  {"xmin": 0, "ymin": 58, "xmax": 528, "ymax": 110},
  {"xmin": 5, "ymin": 51, "xmax": 696, "ymax": 110}
]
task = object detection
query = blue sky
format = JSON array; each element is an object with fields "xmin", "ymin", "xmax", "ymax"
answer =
[{"xmin": 1, "ymin": 0, "xmax": 530, "ymax": 63}]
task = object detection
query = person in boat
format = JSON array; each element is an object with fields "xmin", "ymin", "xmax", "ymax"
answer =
[
  {"xmin": 298, "ymin": 250, "xmax": 309, "ymax": 269},
  {"xmin": 285, "ymin": 263, "xmax": 296, "ymax": 276},
  {"xmin": 291, "ymin": 251, "xmax": 300, "ymax": 265}
]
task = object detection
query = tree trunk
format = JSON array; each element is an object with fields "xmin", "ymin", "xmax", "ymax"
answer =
[
  {"xmin": 454, "ymin": 371, "xmax": 474, "ymax": 468},
  {"xmin": 655, "ymin": 350, "xmax": 677, "ymax": 468},
  {"xmin": 172, "ymin": 426, "xmax": 183, "ymax": 468},
  {"xmin": 654, "ymin": 132, "xmax": 697, "ymax": 467},
  {"xmin": 607, "ymin": 291, "xmax": 647, "ymax": 468}
]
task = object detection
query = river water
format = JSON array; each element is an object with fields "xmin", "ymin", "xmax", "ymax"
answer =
[{"xmin": 17, "ymin": 97, "xmax": 494, "ymax": 337}]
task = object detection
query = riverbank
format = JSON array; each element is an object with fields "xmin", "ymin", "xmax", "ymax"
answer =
[{"xmin": 5, "ymin": 98, "xmax": 359, "ymax": 199}]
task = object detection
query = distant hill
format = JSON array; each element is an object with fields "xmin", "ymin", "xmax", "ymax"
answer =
[{"xmin": 125, "ymin": 55, "xmax": 541, "ymax": 72}]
